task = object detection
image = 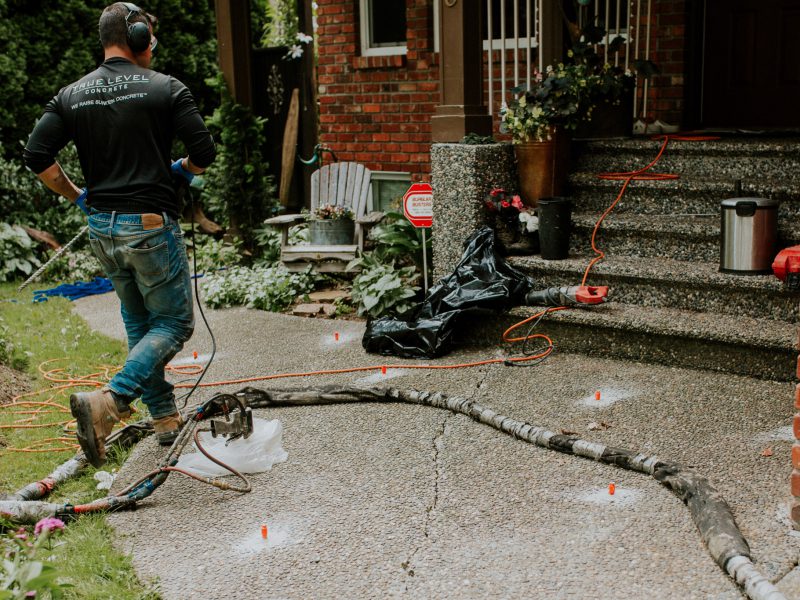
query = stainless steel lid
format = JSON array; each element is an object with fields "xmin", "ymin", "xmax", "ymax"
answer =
[{"xmin": 721, "ymin": 197, "xmax": 779, "ymax": 208}]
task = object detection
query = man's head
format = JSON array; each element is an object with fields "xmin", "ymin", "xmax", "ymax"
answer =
[{"xmin": 99, "ymin": 2, "xmax": 157, "ymax": 66}]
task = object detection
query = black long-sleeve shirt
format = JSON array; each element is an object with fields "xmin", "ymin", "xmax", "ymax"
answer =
[{"xmin": 24, "ymin": 57, "xmax": 216, "ymax": 217}]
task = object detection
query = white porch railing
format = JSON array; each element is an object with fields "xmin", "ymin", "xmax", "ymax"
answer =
[{"xmin": 484, "ymin": 0, "xmax": 653, "ymax": 123}]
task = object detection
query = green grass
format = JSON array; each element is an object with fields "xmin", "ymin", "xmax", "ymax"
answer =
[{"xmin": 0, "ymin": 282, "xmax": 160, "ymax": 599}]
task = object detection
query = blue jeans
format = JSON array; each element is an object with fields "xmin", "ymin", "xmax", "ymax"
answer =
[{"xmin": 88, "ymin": 211, "xmax": 194, "ymax": 419}]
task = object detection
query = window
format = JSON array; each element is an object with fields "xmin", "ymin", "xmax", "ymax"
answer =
[
  {"xmin": 359, "ymin": 0, "xmax": 407, "ymax": 56},
  {"xmin": 371, "ymin": 171, "xmax": 411, "ymax": 213}
]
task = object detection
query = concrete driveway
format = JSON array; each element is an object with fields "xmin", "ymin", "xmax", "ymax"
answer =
[{"xmin": 73, "ymin": 293, "xmax": 800, "ymax": 599}]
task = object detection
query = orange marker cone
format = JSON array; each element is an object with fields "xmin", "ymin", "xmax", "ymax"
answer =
[
  {"xmin": 193, "ymin": 350, "xmax": 198, "ymax": 360},
  {"xmin": 334, "ymin": 332, "xmax": 340, "ymax": 342},
  {"xmin": 595, "ymin": 390, "xmax": 601, "ymax": 401},
  {"xmin": 609, "ymin": 482, "xmax": 616, "ymax": 495},
  {"xmin": 261, "ymin": 524, "xmax": 268, "ymax": 539}
]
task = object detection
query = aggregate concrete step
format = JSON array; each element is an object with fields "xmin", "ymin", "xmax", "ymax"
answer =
[
  {"xmin": 571, "ymin": 137, "xmax": 800, "ymax": 182},
  {"xmin": 569, "ymin": 212, "xmax": 800, "ymax": 262},
  {"xmin": 567, "ymin": 172, "xmax": 800, "ymax": 218},
  {"xmin": 508, "ymin": 253, "xmax": 800, "ymax": 321},
  {"xmin": 466, "ymin": 302, "xmax": 796, "ymax": 381}
]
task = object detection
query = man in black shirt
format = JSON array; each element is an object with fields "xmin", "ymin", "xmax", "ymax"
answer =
[{"xmin": 24, "ymin": 2, "xmax": 216, "ymax": 467}]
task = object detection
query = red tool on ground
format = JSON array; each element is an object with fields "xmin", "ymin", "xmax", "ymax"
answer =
[
  {"xmin": 525, "ymin": 285, "xmax": 609, "ymax": 307},
  {"xmin": 772, "ymin": 245, "xmax": 800, "ymax": 290}
]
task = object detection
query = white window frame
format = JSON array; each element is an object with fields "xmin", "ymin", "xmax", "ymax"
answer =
[
  {"xmin": 359, "ymin": 0, "xmax": 407, "ymax": 56},
  {"xmin": 370, "ymin": 171, "xmax": 412, "ymax": 212}
]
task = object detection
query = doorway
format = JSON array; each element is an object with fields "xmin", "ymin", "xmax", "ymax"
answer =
[{"xmin": 702, "ymin": 0, "xmax": 800, "ymax": 128}]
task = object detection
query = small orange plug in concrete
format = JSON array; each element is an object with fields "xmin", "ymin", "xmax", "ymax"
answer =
[
  {"xmin": 609, "ymin": 482, "xmax": 616, "ymax": 495},
  {"xmin": 334, "ymin": 332, "xmax": 340, "ymax": 342},
  {"xmin": 192, "ymin": 350, "xmax": 198, "ymax": 360},
  {"xmin": 261, "ymin": 524, "xmax": 268, "ymax": 540},
  {"xmin": 595, "ymin": 390, "xmax": 601, "ymax": 401}
]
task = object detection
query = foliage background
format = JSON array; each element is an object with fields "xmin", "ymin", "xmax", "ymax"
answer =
[{"xmin": 0, "ymin": 0, "xmax": 219, "ymax": 162}]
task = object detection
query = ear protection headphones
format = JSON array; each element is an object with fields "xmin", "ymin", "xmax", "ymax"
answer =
[{"xmin": 121, "ymin": 2, "xmax": 151, "ymax": 53}]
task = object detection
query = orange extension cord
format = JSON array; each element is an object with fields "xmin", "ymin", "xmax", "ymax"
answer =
[{"xmin": 1, "ymin": 134, "xmax": 716, "ymax": 453}]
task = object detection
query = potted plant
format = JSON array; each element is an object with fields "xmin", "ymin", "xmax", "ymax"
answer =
[
  {"xmin": 566, "ymin": 22, "xmax": 658, "ymax": 139},
  {"xmin": 306, "ymin": 204, "xmax": 355, "ymax": 245},
  {"xmin": 500, "ymin": 61, "xmax": 591, "ymax": 207},
  {"xmin": 501, "ymin": 33, "xmax": 657, "ymax": 206},
  {"xmin": 484, "ymin": 188, "xmax": 539, "ymax": 255}
]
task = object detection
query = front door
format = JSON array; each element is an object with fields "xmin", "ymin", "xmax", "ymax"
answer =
[{"xmin": 703, "ymin": 0, "xmax": 800, "ymax": 128}]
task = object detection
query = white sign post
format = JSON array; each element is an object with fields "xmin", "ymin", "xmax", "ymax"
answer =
[{"xmin": 402, "ymin": 183, "xmax": 433, "ymax": 293}]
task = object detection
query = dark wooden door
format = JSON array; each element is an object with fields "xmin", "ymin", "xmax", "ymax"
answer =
[{"xmin": 703, "ymin": 0, "xmax": 800, "ymax": 127}]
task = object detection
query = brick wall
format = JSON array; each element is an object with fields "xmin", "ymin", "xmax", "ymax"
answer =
[
  {"xmin": 642, "ymin": 0, "xmax": 686, "ymax": 126},
  {"xmin": 315, "ymin": 0, "xmax": 688, "ymax": 178},
  {"xmin": 316, "ymin": 0, "xmax": 439, "ymax": 180}
]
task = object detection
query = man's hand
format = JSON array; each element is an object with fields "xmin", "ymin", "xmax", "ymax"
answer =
[
  {"xmin": 171, "ymin": 158, "xmax": 195, "ymax": 183},
  {"xmin": 74, "ymin": 188, "xmax": 90, "ymax": 215}
]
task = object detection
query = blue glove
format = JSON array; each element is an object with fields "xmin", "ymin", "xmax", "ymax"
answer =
[
  {"xmin": 74, "ymin": 188, "xmax": 90, "ymax": 215},
  {"xmin": 171, "ymin": 158, "xmax": 194, "ymax": 183}
]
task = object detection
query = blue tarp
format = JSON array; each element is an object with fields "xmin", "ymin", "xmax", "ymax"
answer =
[{"xmin": 33, "ymin": 277, "xmax": 114, "ymax": 303}]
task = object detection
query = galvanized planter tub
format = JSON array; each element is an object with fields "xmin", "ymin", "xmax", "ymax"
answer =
[{"xmin": 309, "ymin": 219, "xmax": 355, "ymax": 245}]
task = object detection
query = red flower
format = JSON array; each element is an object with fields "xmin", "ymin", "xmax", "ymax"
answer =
[
  {"xmin": 489, "ymin": 188, "xmax": 504, "ymax": 197},
  {"xmin": 501, "ymin": 200, "xmax": 510, "ymax": 208},
  {"xmin": 484, "ymin": 199, "xmax": 497, "ymax": 211}
]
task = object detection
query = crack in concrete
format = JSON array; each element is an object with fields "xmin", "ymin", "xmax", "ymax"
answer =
[{"xmin": 401, "ymin": 368, "xmax": 491, "ymax": 586}]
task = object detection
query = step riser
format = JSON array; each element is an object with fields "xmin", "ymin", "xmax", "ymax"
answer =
[
  {"xmin": 569, "ymin": 227, "xmax": 800, "ymax": 263},
  {"xmin": 466, "ymin": 315, "xmax": 795, "ymax": 381},
  {"xmin": 573, "ymin": 153, "xmax": 800, "ymax": 182},
  {"xmin": 517, "ymin": 263, "xmax": 799, "ymax": 321},
  {"xmin": 570, "ymin": 186, "xmax": 800, "ymax": 218},
  {"xmin": 570, "ymin": 228, "xmax": 720, "ymax": 262}
]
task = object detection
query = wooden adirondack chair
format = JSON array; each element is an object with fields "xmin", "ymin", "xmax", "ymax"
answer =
[{"xmin": 263, "ymin": 162, "xmax": 384, "ymax": 272}]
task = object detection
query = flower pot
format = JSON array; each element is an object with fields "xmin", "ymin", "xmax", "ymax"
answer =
[
  {"xmin": 309, "ymin": 219, "xmax": 355, "ymax": 245},
  {"xmin": 514, "ymin": 131, "xmax": 570, "ymax": 208}
]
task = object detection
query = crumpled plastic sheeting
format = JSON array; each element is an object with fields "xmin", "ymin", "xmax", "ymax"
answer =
[
  {"xmin": 176, "ymin": 418, "xmax": 288, "ymax": 477},
  {"xmin": 363, "ymin": 226, "xmax": 535, "ymax": 358}
]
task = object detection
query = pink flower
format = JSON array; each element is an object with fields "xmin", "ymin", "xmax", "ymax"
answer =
[
  {"xmin": 34, "ymin": 517, "xmax": 65, "ymax": 536},
  {"xmin": 511, "ymin": 195, "xmax": 524, "ymax": 210}
]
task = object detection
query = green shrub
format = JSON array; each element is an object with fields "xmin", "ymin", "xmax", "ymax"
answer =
[
  {"xmin": 252, "ymin": 223, "xmax": 308, "ymax": 265},
  {"xmin": 0, "ymin": 223, "xmax": 40, "ymax": 282},
  {"xmin": 186, "ymin": 235, "xmax": 242, "ymax": 274},
  {"xmin": 202, "ymin": 77, "xmax": 277, "ymax": 249},
  {"xmin": 45, "ymin": 248, "xmax": 104, "ymax": 283},
  {"xmin": 0, "ymin": 144, "xmax": 87, "ymax": 247},
  {"xmin": 200, "ymin": 265, "xmax": 314, "ymax": 312},
  {"xmin": 347, "ymin": 253, "xmax": 419, "ymax": 318},
  {"xmin": 369, "ymin": 211, "xmax": 432, "ymax": 272}
]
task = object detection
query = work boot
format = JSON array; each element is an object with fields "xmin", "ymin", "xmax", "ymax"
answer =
[
  {"xmin": 153, "ymin": 412, "xmax": 183, "ymax": 446},
  {"xmin": 69, "ymin": 388, "xmax": 132, "ymax": 467}
]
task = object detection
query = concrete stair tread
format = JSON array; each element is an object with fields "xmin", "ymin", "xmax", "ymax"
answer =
[
  {"xmin": 576, "ymin": 136, "xmax": 800, "ymax": 155},
  {"xmin": 570, "ymin": 211, "xmax": 800, "ymax": 239},
  {"xmin": 507, "ymin": 302, "xmax": 794, "ymax": 349},
  {"xmin": 509, "ymin": 253, "xmax": 786, "ymax": 292}
]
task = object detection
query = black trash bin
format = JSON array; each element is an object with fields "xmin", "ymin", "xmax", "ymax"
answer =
[{"xmin": 538, "ymin": 197, "xmax": 572, "ymax": 259}]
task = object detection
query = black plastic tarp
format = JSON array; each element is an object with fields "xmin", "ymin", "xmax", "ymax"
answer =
[{"xmin": 362, "ymin": 226, "xmax": 535, "ymax": 358}]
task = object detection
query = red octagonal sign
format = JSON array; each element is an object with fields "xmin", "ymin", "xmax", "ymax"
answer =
[{"xmin": 403, "ymin": 182, "xmax": 433, "ymax": 228}]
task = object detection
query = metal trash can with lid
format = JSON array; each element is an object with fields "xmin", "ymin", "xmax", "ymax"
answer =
[{"xmin": 720, "ymin": 197, "xmax": 778, "ymax": 274}]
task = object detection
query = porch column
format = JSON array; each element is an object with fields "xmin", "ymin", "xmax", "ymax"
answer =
[
  {"xmin": 214, "ymin": 0, "xmax": 253, "ymax": 107},
  {"xmin": 431, "ymin": 0, "xmax": 492, "ymax": 142}
]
